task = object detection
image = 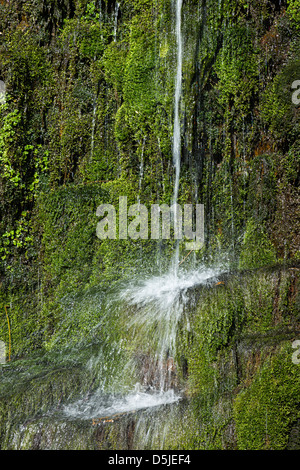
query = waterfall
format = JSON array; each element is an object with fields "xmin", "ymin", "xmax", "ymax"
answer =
[
  {"xmin": 173, "ymin": 0, "xmax": 183, "ymax": 206},
  {"xmin": 63, "ymin": 267, "xmax": 221, "ymax": 420},
  {"xmin": 113, "ymin": 2, "xmax": 119, "ymax": 42},
  {"xmin": 137, "ymin": 138, "xmax": 145, "ymax": 204},
  {"xmin": 90, "ymin": 101, "xmax": 97, "ymax": 162},
  {"xmin": 172, "ymin": 0, "xmax": 183, "ymax": 270},
  {"xmin": 120, "ymin": 267, "xmax": 220, "ymax": 392},
  {"xmin": 62, "ymin": 0, "xmax": 224, "ymax": 425}
]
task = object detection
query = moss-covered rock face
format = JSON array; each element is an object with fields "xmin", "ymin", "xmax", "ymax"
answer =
[
  {"xmin": 0, "ymin": 264, "xmax": 299, "ymax": 450},
  {"xmin": 233, "ymin": 345, "xmax": 300, "ymax": 450},
  {"xmin": 0, "ymin": 0, "xmax": 299, "ymax": 451}
]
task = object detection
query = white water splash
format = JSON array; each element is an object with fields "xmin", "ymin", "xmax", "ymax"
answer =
[
  {"xmin": 63, "ymin": 266, "xmax": 222, "ymax": 420},
  {"xmin": 120, "ymin": 267, "xmax": 221, "ymax": 369},
  {"xmin": 64, "ymin": 384, "xmax": 180, "ymax": 420}
]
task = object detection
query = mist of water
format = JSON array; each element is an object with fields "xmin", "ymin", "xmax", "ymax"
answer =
[{"xmin": 63, "ymin": 265, "xmax": 222, "ymax": 420}]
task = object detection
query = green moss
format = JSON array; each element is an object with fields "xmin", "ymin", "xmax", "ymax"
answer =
[
  {"xmin": 260, "ymin": 58, "xmax": 300, "ymax": 140},
  {"xmin": 123, "ymin": 14, "xmax": 156, "ymax": 116},
  {"xmin": 103, "ymin": 42, "xmax": 128, "ymax": 98},
  {"xmin": 179, "ymin": 266, "xmax": 299, "ymax": 392},
  {"xmin": 234, "ymin": 344, "xmax": 300, "ymax": 449},
  {"xmin": 239, "ymin": 219, "xmax": 277, "ymax": 269},
  {"xmin": 214, "ymin": 23, "xmax": 258, "ymax": 116},
  {"xmin": 287, "ymin": 0, "xmax": 300, "ymax": 28}
]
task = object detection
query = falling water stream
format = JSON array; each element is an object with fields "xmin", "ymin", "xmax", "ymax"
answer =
[
  {"xmin": 63, "ymin": 0, "xmax": 221, "ymax": 426},
  {"xmin": 113, "ymin": 2, "xmax": 119, "ymax": 42},
  {"xmin": 172, "ymin": 0, "xmax": 183, "ymax": 271}
]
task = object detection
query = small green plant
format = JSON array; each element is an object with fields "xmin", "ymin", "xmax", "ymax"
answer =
[
  {"xmin": 0, "ymin": 106, "xmax": 22, "ymax": 186},
  {"xmin": 83, "ymin": 2, "xmax": 99, "ymax": 21},
  {"xmin": 287, "ymin": 0, "xmax": 300, "ymax": 28}
]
